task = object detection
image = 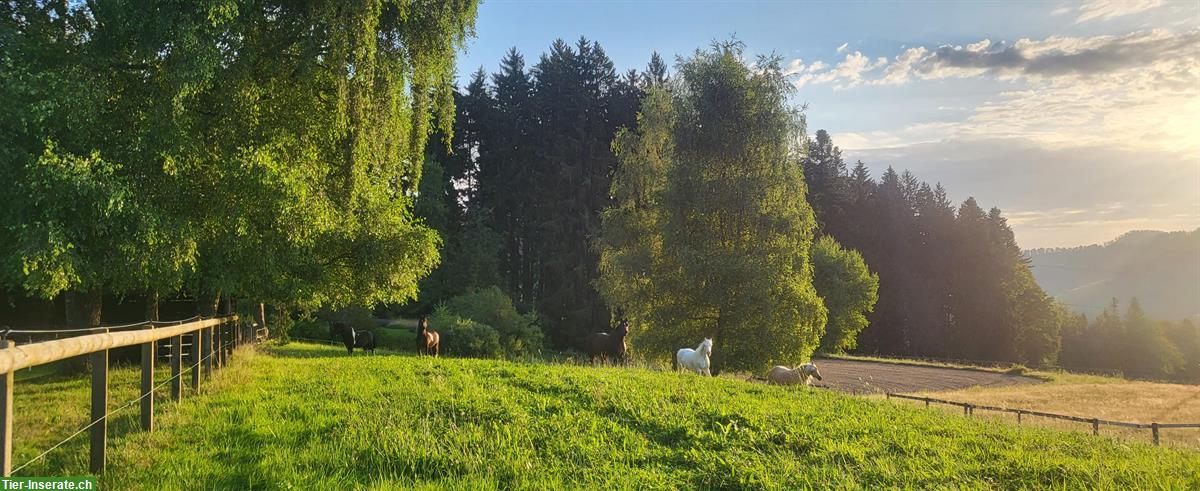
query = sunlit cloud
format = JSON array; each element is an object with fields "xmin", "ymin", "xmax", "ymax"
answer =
[
  {"xmin": 1072, "ymin": 0, "xmax": 1164, "ymax": 23},
  {"xmin": 791, "ymin": 29, "xmax": 1200, "ymax": 153}
]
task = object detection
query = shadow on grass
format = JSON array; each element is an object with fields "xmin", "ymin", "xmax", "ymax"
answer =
[{"xmin": 266, "ymin": 343, "xmax": 419, "ymax": 360}]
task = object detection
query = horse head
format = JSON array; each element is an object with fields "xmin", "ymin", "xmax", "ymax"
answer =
[
  {"xmin": 416, "ymin": 316, "xmax": 429, "ymax": 338},
  {"xmin": 615, "ymin": 319, "xmax": 629, "ymax": 337},
  {"xmin": 799, "ymin": 363, "xmax": 822, "ymax": 381},
  {"xmin": 699, "ymin": 338, "xmax": 713, "ymax": 355}
]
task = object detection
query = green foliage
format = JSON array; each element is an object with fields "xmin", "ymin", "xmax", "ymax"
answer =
[
  {"xmin": 1, "ymin": 1, "xmax": 480, "ymax": 319},
  {"xmin": 801, "ymin": 128, "xmax": 1068, "ymax": 365},
  {"xmin": 1059, "ymin": 298, "xmax": 1197, "ymax": 381},
  {"xmin": 812, "ymin": 236, "xmax": 879, "ymax": 353},
  {"xmin": 430, "ymin": 306, "xmax": 503, "ymax": 358},
  {"xmin": 4, "ymin": 147, "xmax": 195, "ymax": 298},
  {"xmin": 600, "ymin": 43, "xmax": 827, "ymax": 373},
  {"xmin": 16, "ymin": 343, "xmax": 1200, "ymax": 487},
  {"xmin": 443, "ymin": 287, "xmax": 543, "ymax": 356},
  {"xmin": 290, "ymin": 318, "xmax": 333, "ymax": 341}
]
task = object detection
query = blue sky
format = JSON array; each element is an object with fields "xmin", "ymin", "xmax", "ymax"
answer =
[{"xmin": 455, "ymin": 0, "xmax": 1200, "ymax": 248}]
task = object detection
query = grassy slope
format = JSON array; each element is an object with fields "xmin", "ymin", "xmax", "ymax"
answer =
[{"xmin": 16, "ymin": 343, "xmax": 1200, "ymax": 489}]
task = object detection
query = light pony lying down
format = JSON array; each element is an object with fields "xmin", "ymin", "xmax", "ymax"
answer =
[{"xmin": 766, "ymin": 363, "xmax": 822, "ymax": 386}]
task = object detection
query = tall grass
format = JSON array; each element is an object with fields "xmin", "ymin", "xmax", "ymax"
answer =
[{"xmin": 14, "ymin": 343, "xmax": 1200, "ymax": 488}]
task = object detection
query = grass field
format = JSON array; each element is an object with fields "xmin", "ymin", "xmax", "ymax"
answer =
[
  {"xmin": 909, "ymin": 381, "xmax": 1200, "ymax": 448},
  {"xmin": 13, "ymin": 343, "xmax": 1200, "ymax": 489}
]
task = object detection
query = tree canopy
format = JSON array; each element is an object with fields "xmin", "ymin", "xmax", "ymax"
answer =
[
  {"xmin": 812, "ymin": 236, "xmax": 879, "ymax": 354},
  {"xmin": 599, "ymin": 43, "xmax": 827, "ymax": 373},
  {"xmin": 1, "ymin": 1, "xmax": 479, "ymax": 323}
]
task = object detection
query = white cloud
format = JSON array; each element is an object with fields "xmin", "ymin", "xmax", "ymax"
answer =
[
  {"xmin": 1075, "ymin": 0, "xmax": 1164, "ymax": 23},
  {"xmin": 836, "ymin": 42, "xmax": 849, "ymax": 53},
  {"xmin": 789, "ymin": 30, "xmax": 1200, "ymax": 152},
  {"xmin": 793, "ymin": 51, "xmax": 888, "ymax": 89}
]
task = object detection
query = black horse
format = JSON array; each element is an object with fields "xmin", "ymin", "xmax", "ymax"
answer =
[
  {"xmin": 336, "ymin": 322, "xmax": 376, "ymax": 355},
  {"xmin": 583, "ymin": 318, "xmax": 629, "ymax": 366}
]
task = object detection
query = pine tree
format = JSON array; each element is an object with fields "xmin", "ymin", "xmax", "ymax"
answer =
[{"xmin": 642, "ymin": 51, "xmax": 670, "ymax": 88}]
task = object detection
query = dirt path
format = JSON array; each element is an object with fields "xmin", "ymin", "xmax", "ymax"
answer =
[{"xmin": 810, "ymin": 359, "xmax": 1041, "ymax": 394}]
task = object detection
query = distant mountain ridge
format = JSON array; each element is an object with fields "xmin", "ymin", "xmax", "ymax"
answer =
[{"xmin": 1025, "ymin": 229, "xmax": 1200, "ymax": 321}]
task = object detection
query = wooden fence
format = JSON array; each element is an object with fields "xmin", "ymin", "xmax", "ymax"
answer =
[
  {"xmin": 886, "ymin": 392, "xmax": 1200, "ymax": 445},
  {"xmin": 0, "ymin": 315, "xmax": 253, "ymax": 475}
]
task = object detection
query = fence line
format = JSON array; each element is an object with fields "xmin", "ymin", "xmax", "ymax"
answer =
[
  {"xmin": 10, "ymin": 339, "xmax": 226, "ymax": 475},
  {"xmin": 885, "ymin": 392, "xmax": 1200, "ymax": 445},
  {"xmin": 0, "ymin": 315, "xmax": 254, "ymax": 476},
  {"xmin": 289, "ymin": 336, "xmax": 342, "ymax": 346}
]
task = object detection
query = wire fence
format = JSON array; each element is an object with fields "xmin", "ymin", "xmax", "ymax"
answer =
[
  {"xmin": 11, "ymin": 344, "xmax": 225, "ymax": 474},
  {"xmin": 0, "ymin": 316, "xmax": 247, "ymax": 476},
  {"xmin": 886, "ymin": 392, "xmax": 1200, "ymax": 446}
]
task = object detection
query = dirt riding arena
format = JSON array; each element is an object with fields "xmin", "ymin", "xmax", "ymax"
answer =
[{"xmin": 810, "ymin": 359, "xmax": 1041, "ymax": 394}]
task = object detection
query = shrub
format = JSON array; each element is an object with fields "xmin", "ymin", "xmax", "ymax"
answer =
[
  {"xmin": 291, "ymin": 318, "xmax": 333, "ymax": 341},
  {"xmin": 443, "ymin": 287, "xmax": 543, "ymax": 356},
  {"xmin": 430, "ymin": 306, "xmax": 502, "ymax": 358}
]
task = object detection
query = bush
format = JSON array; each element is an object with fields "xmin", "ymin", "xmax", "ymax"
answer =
[
  {"xmin": 442, "ymin": 287, "xmax": 543, "ymax": 356},
  {"xmin": 430, "ymin": 306, "xmax": 502, "ymax": 358},
  {"xmin": 291, "ymin": 318, "xmax": 334, "ymax": 341}
]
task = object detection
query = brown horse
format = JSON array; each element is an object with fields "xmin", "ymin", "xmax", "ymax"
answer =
[
  {"xmin": 583, "ymin": 319, "xmax": 629, "ymax": 366},
  {"xmin": 416, "ymin": 316, "xmax": 439, "ymax": 357}
]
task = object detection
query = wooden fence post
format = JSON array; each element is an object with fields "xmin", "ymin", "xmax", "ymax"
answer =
[
  {"xmin": 1, "ymin": 340, "xmax": 14, "ymax": 476},
  {"xmin": 1151, "ymin": 423, "xmax": 1159, "ymax": 446},
  {"xmin": 90, "ymin": 349, "xmax": 108, "ymax": 473},
  {"xmin": 202, "ymin": 327, "xmax": 213, "ymax": 378},
  {"xmin": 963, "ymin": 404, "xmax": 969, "ymax": 416},
  {"xmin": 212, "ymin": 324, "xmax": 219, "ymax": 369},
  {"xmin": 190, "ymin": 332, "xmax": 200, "ymax": 391},
  {"xmin": 1091, "ymin": 418, "xmax": 1099, "ymax": 436},
  {"xmin": 1016, "ymin": 410, "xmax": 1022, "ymax": 425},
  {"xmin": 170, "ymin": 335, "xmax": 182, "ymax": 402},
  {"xmin": 140, "ymin": 341, "xmax": 154, "ymax": 432},
  {"xmin": 924, "ymin": 397, "xmax": 930, "ymax": 408},
  {"xmin": 223, "ymin": 321, "xmax": 231, "ymax": 364}
]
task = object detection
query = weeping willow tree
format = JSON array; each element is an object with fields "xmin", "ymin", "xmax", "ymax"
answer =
[
  {"xmin": 598, "ymin": 43, "xmax": 827, "ymax": 373},
  {"xmin": 1, "ymin": 1, "xmax": 478, "ymax": 324},
  {"xmin": 181, "ymin": 1, "xmax": 479, "ymax": 311}
]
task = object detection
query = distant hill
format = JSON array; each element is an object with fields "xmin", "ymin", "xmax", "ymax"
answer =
[{"xmin": 1025, "ymin": 229, "xmax": 1200, "ymax": 321}]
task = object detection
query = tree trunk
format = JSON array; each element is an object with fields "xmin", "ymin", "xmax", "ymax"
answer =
[
  {"xmin": 65, "ymin": 288, "xmax": 102, "ymax": 329},
  {"xmin": 197, "ymin": 290, "xmax": 220, "ymax": 317},
  {"xmin": 144, "ymin": 291, "xmax": 160, "ymax": 322},
  {"xmin": 254, "ymin": 303, "xmax": 267, "ymax": 339},
  {"xmin": 64, "ymin": 288, "xmax": 102, "ymax": 371}
]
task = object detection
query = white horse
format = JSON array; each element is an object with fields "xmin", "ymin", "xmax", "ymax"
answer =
[
  {"xmin": 766, "ymin": 363, "xmax": 822, "ymax": 386},
  {"xmin": 674, "ymin": 338, "xmax": 713, "ymax": 376}
]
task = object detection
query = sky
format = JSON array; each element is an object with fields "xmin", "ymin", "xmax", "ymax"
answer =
[{"xmin": 455, "ymin": 0, "xmax": 1200, "ymax": 249}]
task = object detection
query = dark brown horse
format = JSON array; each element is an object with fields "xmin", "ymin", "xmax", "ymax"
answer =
[
  {"xmin": 584, "ymin": 318, "xmax": 629, "ymax": 366},
  {"xmin": 416, "ymin": 316, "xmax": 439, "ymax": 357}
]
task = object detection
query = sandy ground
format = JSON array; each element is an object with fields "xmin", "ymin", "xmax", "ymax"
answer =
[{"xmin": 808, "ymin": 359, "xmax": 1041, "ymax": 395}]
